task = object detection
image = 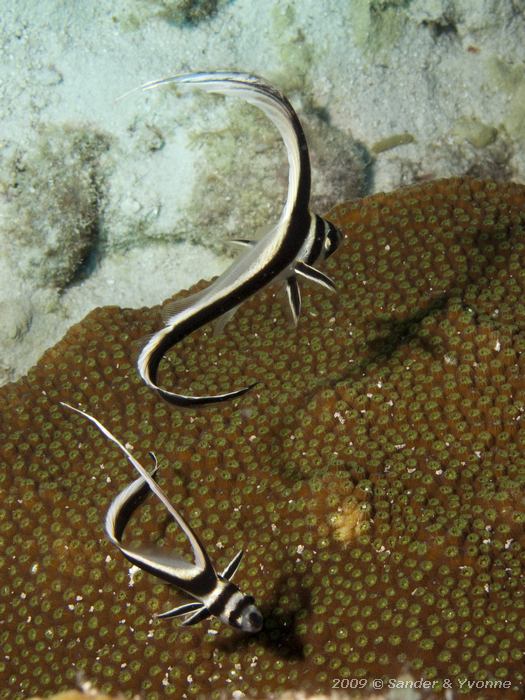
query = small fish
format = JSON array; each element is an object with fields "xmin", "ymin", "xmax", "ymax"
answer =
[
  {"xmin": 127, "ymin": 71, "xmax": 342, "ymax": 406},
  {"xmin": 60, "ymin": 402, "xmax": 263, "ymax": 632}
]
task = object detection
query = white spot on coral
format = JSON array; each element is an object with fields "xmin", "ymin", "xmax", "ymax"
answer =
[
  {"xmin": 76, "ymin": 672, "xmax": 100, "ymax": 695},
  {"xmin": 128, "ymin": 565, "xmax": 141, "ymax": 587}
]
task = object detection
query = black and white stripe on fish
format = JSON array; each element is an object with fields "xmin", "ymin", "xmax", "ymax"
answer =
[
  {"xmin": 127, "ymin": 71, "xmax": 342, "ymax": 406},
  {"xmin": 60, "ymin": 402, "xmax": 263, "ymax": 632},
  {"xmin": 230, "ymin": 210, "xmax": 342, "ymax": 325}
]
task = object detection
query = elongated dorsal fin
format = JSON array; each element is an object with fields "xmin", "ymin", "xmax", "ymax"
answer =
[{"xmin": 60, "ymin": 402, "xmax": 214, "ymax": 574}]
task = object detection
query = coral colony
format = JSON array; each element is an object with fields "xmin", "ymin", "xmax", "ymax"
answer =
[{"xmin": 1, "ymin": 176, "xmax": 524, "ymax": 696}]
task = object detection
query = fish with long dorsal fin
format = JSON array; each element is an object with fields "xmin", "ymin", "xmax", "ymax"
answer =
[
  {"xmin": 60, "ymin": 402, "xmax": 263, "ymax": 632},
  {"xmin": 125, "ymin": 71, "xmax": 342, "ymax": 406}
]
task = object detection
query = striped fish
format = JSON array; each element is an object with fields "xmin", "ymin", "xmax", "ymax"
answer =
[
  {"xmin": 129, "ymin": 71, "xmax": 342, "ymax": 406},
  {"xmin": 61, "ymin": 402, "xmax": 263, "ymax": 632}
]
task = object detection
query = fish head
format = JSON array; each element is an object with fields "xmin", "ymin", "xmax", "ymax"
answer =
[
  {"xmin": 218, "ymin": 584, "xmax": 264, "ymax": 633},
  {"xmin": 323, "ymin": 219, "xmax": 343, "ymax": 259},
  {"xmin": 238, "ymin": 598, "xmax": 264, "ymax": 633}
]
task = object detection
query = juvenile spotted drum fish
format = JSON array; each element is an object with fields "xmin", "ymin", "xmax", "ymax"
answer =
[
  {"xmin": 129, "ymin": 71, "xmax": 342, "ymax": 406},
  {"xmin": 61, "ymin": 402, "xmax": 263, "ymax": 632}
]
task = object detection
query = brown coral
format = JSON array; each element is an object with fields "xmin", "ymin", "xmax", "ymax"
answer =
[{"xmin": 1, "ymin": 178, "xmax": 524, "ymax": 698}]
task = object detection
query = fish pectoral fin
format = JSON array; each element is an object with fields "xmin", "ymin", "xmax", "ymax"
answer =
[
  {"xmin": 212, "ymin": 306, "xmax": 238, "ymax": 337},
  {"xmin": 221, "ymin": 549, "xmax": 244, "ymax": 581},
  {"xmin": 181, "ymin": 604, "xmax": 212, "ymax": 626},
  {"xmin": 283, "ymin": 277, "xmax": 301, "ymax": 326},
  {"xmin": 294, "ymin": 262, "xmax": 336, "ymax": 292},
  {"xmin": 156, "ymin": 601, "xmax": 204, "ymax": 620}
]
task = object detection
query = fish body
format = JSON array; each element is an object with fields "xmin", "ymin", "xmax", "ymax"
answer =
[
  {"xmin": 132, "ymin": 72, "xmax": 342, "ymax": 406},
  {"xmin": 61, "ymin": 402, "xmax": 263, "ymax": 632}
]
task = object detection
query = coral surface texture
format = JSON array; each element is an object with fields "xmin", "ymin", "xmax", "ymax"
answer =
[{"xmin": 1, "ymin": 178, "xmax": 524, "ymax": 698}]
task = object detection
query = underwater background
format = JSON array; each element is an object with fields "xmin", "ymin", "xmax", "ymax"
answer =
[{"xmin": 1, "ymin": 1, "xmax": 525, "ymax": 699}]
